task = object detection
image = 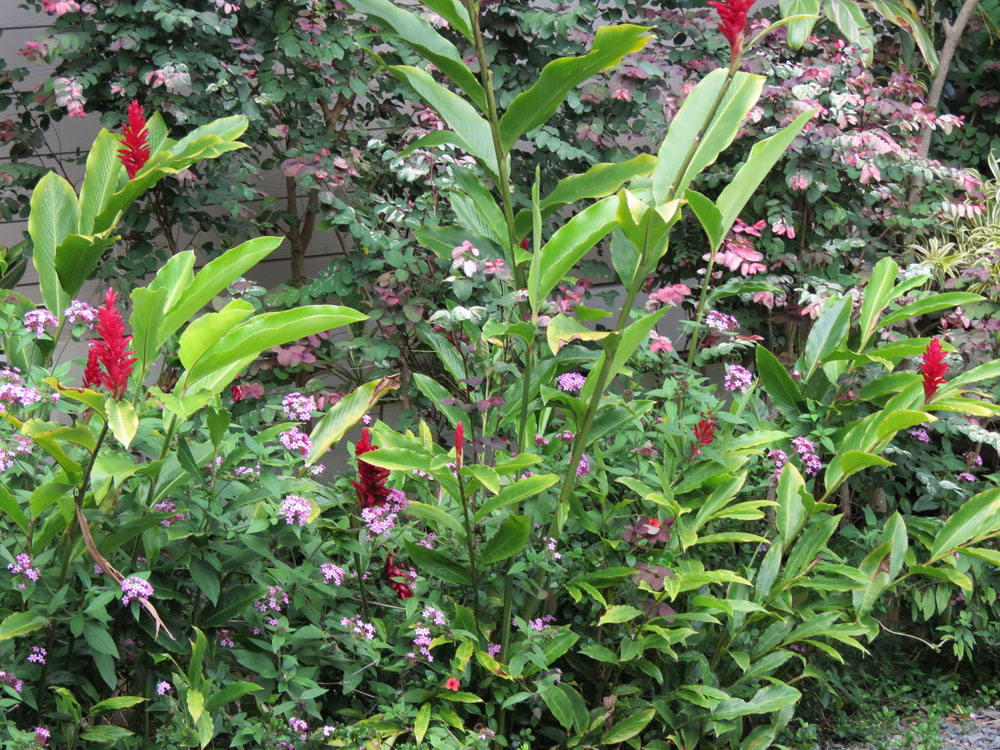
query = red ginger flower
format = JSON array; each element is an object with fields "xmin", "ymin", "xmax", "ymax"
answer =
[
  {"xmin": 384, "ymin": 551, "xmax": 413, "ymax": 599},
  {"xmin": 920, "ymin": 337, "xmax": 949, "ymax": 402},
  {"xmin": 88, "ymin": 288, "xmax": 136, "ymax": 400},
  {"xmin": 118, "ymin": 100, "xmax": 150, "ymax": 179},
  {"xmin": 692, "ymin": 414, "xmax": 717, "ymax": 455},
  {"xmin": 351, "ymin": 428, "xmax": 390, "ymax": 509},
  {"xmin": 707, "ymin": 0, "xmax": 757, "ymax": 61},
  {"xmin": 455, "ymin": 421, "xmax": 464, "ymax": 469},
  {"xmin": 444, "ymin": 677, "xmax": 460, "ymax": 691}
]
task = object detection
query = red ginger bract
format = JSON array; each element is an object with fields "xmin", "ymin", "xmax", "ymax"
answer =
[
  {"xmin": 920, "ymin": 337, "xmax": 949, "ymax": 402},
  {"xmin": 118, "ymin": 100, "xmax": 150, "ymax": 179},
  {"xmin": 707, "ymin": 0, "xmax": 757, "ymax": 60},
  {"xmin": 384, "ymin": 551, "xmax": 413, "ymax": 599},
  {"xmin": 88, "ymin": 288, "xmax": 137, "ymax": 400},
  {"xmin": 351, "ymin": 428, "xmax": 390, "ymax": 509}
]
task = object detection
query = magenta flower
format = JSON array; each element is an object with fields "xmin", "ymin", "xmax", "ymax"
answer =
[
  {"xmin": 27, "ymin": 646, "xmax": 46, "ymax": 664},
  {"xmin": 321, "ymin": 563, "xmax": 346, "ymax": 586},
  {"xmin": 556, "ymin": 372, "xmax": 586, "ymax": 393},
  {"xmin": 22, "ymin": 309, "xmax": 58, "ymax": 338},
  {"xmin": 280, "ymin": 494, "xmax": 311, "ymax": 526},
  {"xmin": 278, "ymin": 427, "xmax": 311, "ymax": 457},
  {"xmin": 724, "ymin": 364, "xmax": 754, "ymax": 392},
  {"xmin": 155, "ymin": 680, "xmax": 171, "ymax": 696},
  {"xmin": 920, "ymin": 338, "xmax": 949, "ymax": 402},
  {"xmin": 707, "ymin": 0, "xmax": 757, "ymax": 61},
  {"xmin": 705, "ymin": 309, "xmax": 740, "ymax": 332},
  {"xmin": 118, "ymin": 100, "xmax": 151, "ymax": 179},
  {"xmin": 649, "ymin": 331, "xmax": 674, "ymax": 353},
  {"xmin": 281, "ymin": 392, "xmax": 316, "ymax": 421},
  {"xmin": 120, "ymin": 576, "xmax": 154, "ymax": 606}
]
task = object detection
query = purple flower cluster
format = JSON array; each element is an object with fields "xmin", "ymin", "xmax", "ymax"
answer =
[
  {"xmin": 965, "ymin": 451, "xmax": 983, "ymax": 467},
  {"xmin": 64, "ymin": 300, "xmax": 98, "ymax": 327},
  {"xmin": 533, "ymin": 433, "xmax": 549, "ymax": 447},
  {"xmin": 0, "ymin": 669, "xmax": 24, "ymax": 693},
  {"xmin": 528, "ymin": 615, "xmax": 556, "ymax": 632},
  {"xmin": 156, "ymin": 680, "xmax": 171, "ymax": 696},
  {"xmin": 280, "ymin": 494, "xmax": 312, "ymax": 526},
  {"xmin": 35, "ymin": 726, "xmax": 50, "ymax": 745},
  {"xmin": 542, "ymin": 537, "xmax": 562, "ymax": 561},
  {"xmin": 958, "ymin": 472, "xmax": 977, "ymax": 483},
  {"xmin": 575, "ymin": 453, "xmax": 591, "ymax": 478},
  {"xmin": 255, "ymin": 585, "xmax": 289, "ymax": 614},
  {"xmin": 487, "ymin": 643, "xmax": 502, "ymax": 657},
  {"xmin": 724, "ymin": 364, "xmax": 753, "ymax": 393},
  {"xmin": 218, "ymin": 629, "xmax": 235, "ymax": 648},
  {"xmin": 0, "ymin": 367, "xmax": 43, "ymax": 409},
  {"xmin": 705, "ymin": 309, "xmax": 740, "ymax": 332},
  {"xmin": 7, "ymin": 553, "xmax": 40, "ymax": 589},
  {"xmin": 234, "ymin": 464, "xmax": 261, "ymax": 478},
  {"xmin": 556, "ymin": 429, "xmax": 575, "ymax": 443},
  {"xmin": 767, "ymin": 449, "xmax": 788, "ymax": 482},
  {"xmin": 341, "ymin": 614, "xmax": 376, "ymax": 640},
  {"xmin": 120, "ymin": 576, "xmax": 154, "ymax": 606},
  {"xmin": 288, "ymin": 717, "xmax": 308, "ymax": 740},
  {"xmin": 26, "ymin": 646, "xmax": 46, "ymax": 664},
  {"xmin": 556, "ymin": 372, "xmax": 586, "ymax": 393},
  {"xmin": 282, "ymin": 392, "xmax": 316, "ymax": 421},
  {"xmin": 633, "ymin": 442, "xmax": 658, "ymax": 457},
  {"xmin": 154, "ymin": 500, "xmax": 185, "ymax": 527},
  {"xmin": 909, "ymin": 426, "xmax": 931, "ymax": 443},
  {"xmin": 360, "ymin": 488, "xmax": 408, "ymax": 540},
  {"xmin": 406, "ymin": 605, "xmax": 448, "ymax": 662},
  {"xmin": 279, "ymin": 426, "xmax": 311, "ymax": 457},
  {"xmin": 22, "ymin": 308, "xmax": 58, "ymax": 338},
  {"xmin": 0, "ymin": 433, "xmax": 34, "ymax": 474},
  {"xmin": 792, "ymin": 436, "xmax": 823, "ymax": 476},
  {"xmin": 320, "ymin": 563, "xmax": 346, "ymax": 586}
]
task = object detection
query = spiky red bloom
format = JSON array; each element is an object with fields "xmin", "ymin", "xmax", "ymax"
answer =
[
  {"xmin": 351, "ymin": 427, "xmax": 390, "ymax": 509},
  {"xmin": 118, "ymin": 100, "xmax": 150, "ymax": 179},
  {"xmin": 707, "ymin": 0, "xmax": 757, "ymax": 60},
  {"xmin": 384, "ymin": 551, "xmax": 414, "ymax": 599},
  {"xmin": 89, "ymin": 288, "xmax": 137, "ymax": 400},
  {"xmin": 83, "ymin": 345, "xmax": 102, "ymax": 390},
  {"xmin": 455, "ymin": 421, "xmax": 464, "ymax": 469},
  {"xmin": 920, "ymin": 337, "xmax": 950, "ymax": 402},
  {"xmin": 692, "ymin": 414, "xmax": 717, "ymax": 455}
]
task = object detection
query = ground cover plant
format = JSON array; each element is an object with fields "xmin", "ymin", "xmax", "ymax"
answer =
[{"xmin": 2, "ymin": 0, "xmax": 1000, "ymax": 749}]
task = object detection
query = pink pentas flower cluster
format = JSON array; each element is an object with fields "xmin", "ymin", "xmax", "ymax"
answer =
[
  {"xmin": 280, "ymin": 494, "xmax": 312, "ymax": 526},
  {"xmin": 556, "ymin": 429, "xmax": 575, "ymax": 443},
  {"xmin": 320, "ymin": 563, "xmax": 346, "ymax": 586},
  {"xmin": 792, "ymin": 436, "xmax": 823, "ymax": 476},
  {"xmin": 0, "ymin": 367, "xmax": 43, "ymax": 409},
  {"xmin": 704, "ymin": 310, "xmax": 740, "ymax": 332},
  {"xmin": 154, "ymin": 500, "xmax": 185, "ymax": 527},
  {"xmin": 0, "ymin": 434, "xmax": 35, "ymax": 474},
  {"xmin": 360, "ymin": 488, "xmax": 407, "ymax": 540},
  {"xmin": 407, "ymin": 606, "xmax": 447, "ymax": 662},
  {"xmin": 217, "ymin": 629, "xmax": 235, "ymax": 648},
  {"xmin": 156, "ymin": 680, "xmax": 171, "ymax": 696},
  {"xmin": 910, "ymin": 425, "xmax": 931, "ymax": 443},
  {"xmin": 279, "ymin": 426, "xmax": 311, "ymax": 457},
  {"xmin": 234, "ymin": 464, "xmax": 261, "ymax": 478},
  {"xmin": 542, "ymin": 537, "xmax": 562, "ymax": 561},
  {"xmin": 341, "ymin": 614, "xmax": 376, "ymax": 640},
  {"xmin": 26, "ymin": 646, "xmax": 45, "ymax": 665},
  {"xmin": 7, "ymin": 554, "xmax": 40, "ymax": 589},
  {"xmin": 64, "ymin": 300, "xmax": 98, "ymax": 327},
  {"xmin": 255, "ymin": 586, "xmax": 289, "ymax": 614},
  {"xmin": 724, "ymin": 364, "xmax": 754, "ymax": 393},
  {"xmin": 556, "ymin": 372, "xmax": 586, "ymax": 393},
  {"xmin": 22, "ymin": 309, "xmax": 58, "ymax": 338},
  {"xmin": 767, "ymin": 449, "xmax": 788, "ymax": 482},
  {"xmin": 575, "ymin": 453, "xmax": 591, "ymax": 477},
  {"xmin": 0, "ymin": 669, "xmax": 24, "ymax": 693},
  {"xmin": 282, "ymin": 392, "xmax": 316, "ymax": 421},
  {"xmin": 120, "ymin": 576, "xmax": 154, "ymax": 606},
  {"xmin": 288, "ymin": 717, "xmax": 308, "ymax": 741}
]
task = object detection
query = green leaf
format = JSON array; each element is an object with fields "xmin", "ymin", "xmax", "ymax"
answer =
[
  {"xmin": 0, "ymin": 483, "xmax": 29, "ymax": 533},
  {"xmin": 155, "ymin": 237, "xmax": 284, "ymax": 351},
  {"xmin": 713, "ymin": 684, "xmax": 801, "ymax": 721},
  {"xmin": 306, "ymin": 376, "xmax": 398, "ymax": 466},
  {"xmin": 513, "ymin": 155, "xmax": 656, "ymax": 238},
  {"xmin": 580, "ymin": 307, "xmax": 669, "ymax": 405},
  {"xmin": 581, "ymin": 644, "xmax": 619, "ymax": 663},
  {"xmin": 106, "ymin": 399, "xmax": 139, "ymax": 449},
  {"xmin": 540, "ymin": 684, "xmax": 575, "ymax": 730},
  {"xmin": 602, "ymin": 707, "xmax": 655, "ymax": 743},
  {"xmin": 867, "ymin": 0, "xmax": 938, "ymax": 73},
  {"xmin": 200, "ymin": 585, "xmax": 265, "ymax": 628},
  {"xmin": 418, "ymin": 330, "xmax": 467, "ymax": 384},
  {"xmin": 189, "ymin": 559, "xmax": 220, "ymax": 606},
  {"xmin": 884, "ymin": 512, "xmax": 908, "ymax": 581},
  {"xmin": 928, "ymin": 488, "xmax": 1000, "ymax": 563},
  {"xmin": 529, "ymin": 195, "xmax": 618, "ymax": 312},
  {"xmin": 598, "ymin": 605, "xmax": 643, "ymax": 625},
  {"xmin": 755, "ymin": 346, "xmax": 805, "ymax": 423},
  {"xmin": 204, "ymin": 681, "xmax": 263, "ymax": 712},
  {"xmin": 652, "ymin": 70, "xmax": 764, "ymax": 204},
  {"xmin": 55, "ymin": 233, "xmax": 116, "ymax": 300},
  {"xmin": 546, "ymin": 313, "xmax": 610, "ymax": 355},
  {"xmin": 480, "ymin": 515, "xmax": 530, "ymax": 564},
  {"xmin": 420, "ymin": 0, "xmax": 473, "ymax": 40},
  {"xmin": 944, "ymin": 359, "xmax": 1000, "ymax": 391},
  {"xmin": 780, "ymin": 0, "xmax": 822, "ymax": 48},
  {"xmin": 857, "ymin": 257, "xmax": 898, "ymax": 351},
  {"xmin": 686, "ymin": 189, "xmax": 724, "ymax": 251},
  {"xmin": 0, "ymin": 610, "xmax": 48, "ymax": 641},
  {"xmin": 348, "ymin": 0, "xmax": 486, "ymax": 109},
  {"xmin": 385, "ymin": 65, "xmax": 498, "ymax": 176},
  {"xmin": 412, "ymin": 373, "xmax": 468, "ymax": 431},
  {"xmin": 474, "ymin": 474, "xmax": 559, "ymax": 522},
  {"xmin": 824, "ymin": 0, "xmax": 874, "ymax": 62},
  {"xmin": 178, "ymin": 300, "xmax": 255, "ymax": 370},
  {"xmin": 29, "ymin": 171, "xmax": 80, "ymax": 315},
  {"xmin": 499, "ymin": 25, "xmax": 651, "ymax": 151},
  {"xmin": 716, "ymin": 108, "xmax": 815, "ymax": 243},
  {"xmin": 84, "ymin": 623, "xmax": 119, "ymax": 657},
  {"xmin": 879, "ymin": 292, "xmax": 983, "ymax": 330},
  {"xmin": 776, "ymin": 463, "xmax": 807, "ymax": 546},
  {"xmin": 80, "ymin": 726, "xmax": 134, "ymax": 742},
  {"xmin": 404, "ymin": 541, "xmax": 472, "ymax": 585},
  {"xmin": 78, "ymin": 128, "xmax": 125, "ymax": 235},
  {"xmin": 414, "ymin": 703, "xmax": 431, "ymax": 744},
  {"xmin": 405, "ymin": 500, "xmax": 465, "ymax": 536},
  {"xmin": 802, "ymin": 294, "xmax": 852, "ymax": 382},
  {"xmin": 89, "ymin": 696, "xmax": 145, "ymax": 716}
]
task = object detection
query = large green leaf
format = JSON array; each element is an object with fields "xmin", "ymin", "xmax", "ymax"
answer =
[
  {"xmin": 866, "ymin": 0, "xmax": 939, "ymax": 73},
  {"xmin": 755, "ymin": 345, "xmax": 805, "ymax": 423},
  {"xmin": 499, "ymin": 25, "xmax": 651, "ymax": 151},
  {"xmin": 78, "ymin": 128, "xmax": 124, "ymax": 235},
  {"xmin": 879, "ymin": 292, "xmax": 983, "ymax": 330},
  {"xmin": 775, "ymin": 463, "xmax": 807, "ymax": 546},
  {"xmin": 386, "ymin": 65, "xmax": 498, "ymax": 176},
  {"xmin": 419, "ymin": 0, "xmax": 473, "ymax": 40},
  {"xmin": 928, "ymin": 488, "xmax": 1000, "ymax": 563},
  {"xmin": 412, "ymin": 373, "xmax": 469, "ymax": 431},
  {"xmin": 0, "ymin": 482, "xmax": 29, "ymax": 534},
  {"xmin": 474, "ymin": 474, "xmax": 559, "ymax": 522},
  {"xmin": 179, "ymin": 306, "xmax": 367, "ymax": 395},
  {"xmin": 824, "ymin": 0, "xmax": 874, "ymax": 63},
  {"xmin": 513, "ymin": 155, "xmax": 656, "ymax": 238},
  {"xmin": 29, "ymin": 171, "xmax": 79, "ymax": 315},
  {"xmin": 781, "ymin": 0, "xmax": 822, "ymax": 48},
  {"xmin": 546, "ymin": 313, "xmax": 610, "ymax": 355},
  {"xmin": 713, "ymin": 685, "xmax": 801, "ymax": 720},
  {"xmin": 404, "ymin": 541, "xmax": 472, "ymax": 585},
  {"xmin": 305, "ymin": 376, "xmax": 399, "ymax": 466},
  {"xmin": 716, "ymin": 108, "xmax": 816, "ymax": 243},
  {"xmin": 602, "ymin": 707, "xmax": 655, "ymax": 743},
  {"xmin": 178, "ymin": 300, "xmax": 255, "ymax": 370},
  {"xmin": 652, "ymin": 70, "xmax": 764, "ymax": 204},
  {"xmin": 54, "ymin": 234, "xmax": 117, "ymax": 300},
  {"xmin": 802, "ymin": 294, "xmax": 852, "ymax": 381},
  {"xmin": 528, "ymin": 195, "xmax": 618, "ymax": 312},
  {"xmin": 155, "ymin": 237, "xmax": 284, "ymax": 350},
  {"xmin": 579, "ymin": 308, "xmax": 669, "ymax": 404},
  {"xmin": 480, "ymin": 515, "xmax": 530, "ymax": 564},
  {"xmin": 204, "ymin": 682, "xmax": 263, "ymax": 712},
  {"xmin": 347, "ymin": 0, "xmax": 485, "ymax": 109},
  {"xmin": 0, "ymin": 610, "xmax": 48, "ymax": 642}
]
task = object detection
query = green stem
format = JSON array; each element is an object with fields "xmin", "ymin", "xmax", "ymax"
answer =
[
  {"xmin": 517, "ymin": 341, "xmax": 533, "ymax": 453},
  {"xmin": 456, "ymin": 468, "xmax": 483, "ymax": 643}
]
